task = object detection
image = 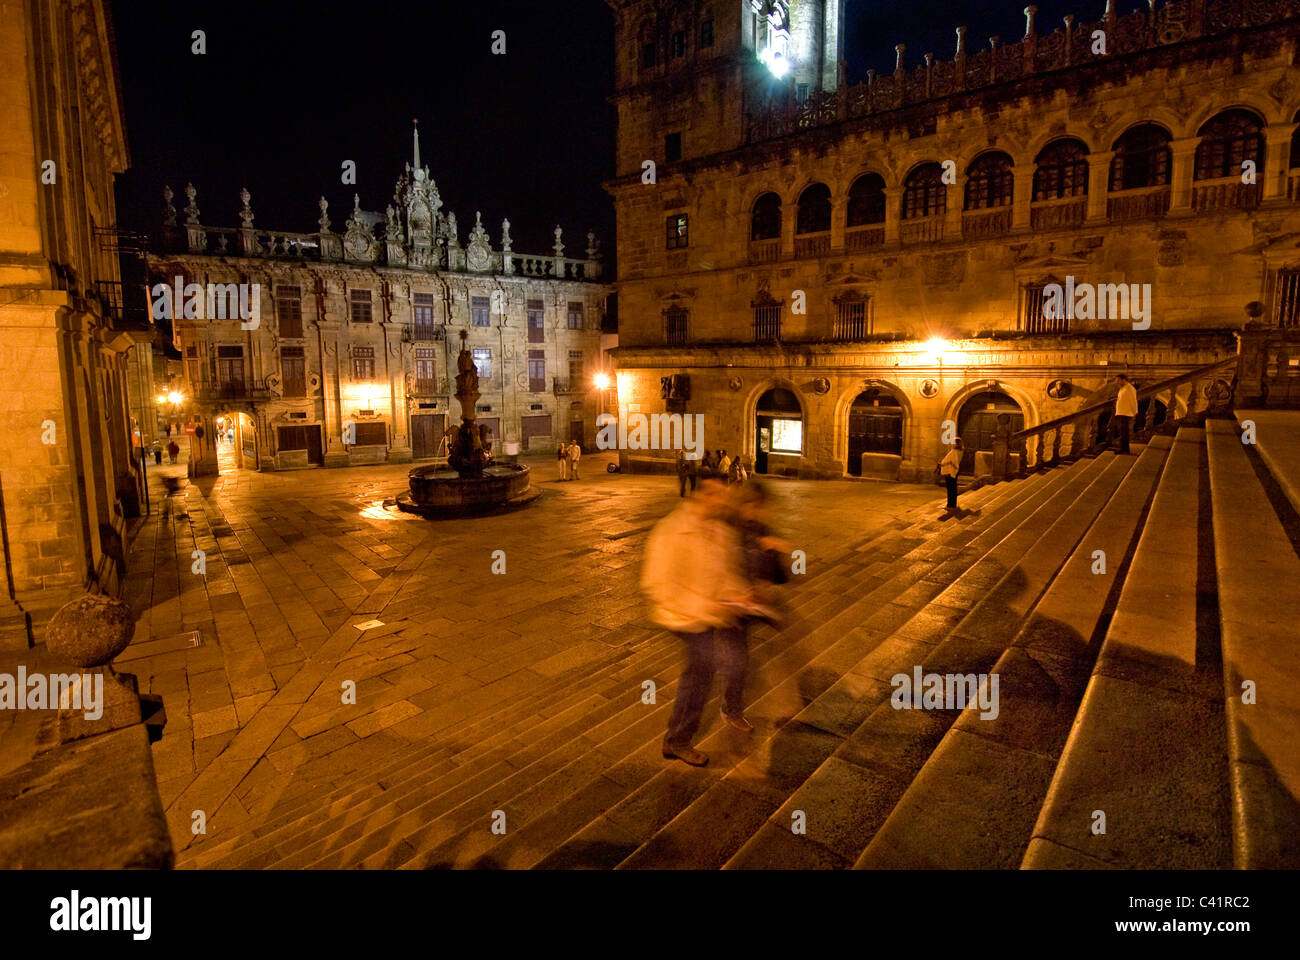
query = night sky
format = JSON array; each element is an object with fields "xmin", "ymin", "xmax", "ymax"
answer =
[{"xmin": 109, "ymin": 0, "xmax": 1135, "ymax": 261}]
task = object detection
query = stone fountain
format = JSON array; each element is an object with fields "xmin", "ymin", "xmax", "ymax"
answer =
[{"xmin": 398, "ymin": 331, "xmax": 537, "ymax": 516}]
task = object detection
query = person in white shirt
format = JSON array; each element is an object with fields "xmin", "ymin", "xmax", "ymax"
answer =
[
  {"xmin": 641, "ymin": 477, "xmax": 765, "ymax": 766},
  {"xmin": 1113, "ymin": 374, "xmax": 1138, "ymax": 455},
  {"xmin": 567, "ymin": 441, "xmax": 582, "ymax": 480},
  {"xmin": 939, "ymin": 438, "xmax": 963, "ymax": 512}
]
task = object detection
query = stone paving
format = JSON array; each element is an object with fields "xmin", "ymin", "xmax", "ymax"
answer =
[{"xmin": 120, "ymin": 442, "xmax": 940, "ymax": 856}]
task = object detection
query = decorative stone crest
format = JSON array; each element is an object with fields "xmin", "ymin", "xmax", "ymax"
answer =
[
  {"xmin": 918, "ymin": 378, "xmax": 940, "ymax": 399},
  {"xmin": 728, "ymin": 376, "xmax": 743, "ymax": 391},
  {"xmin": 467, "ymin": 211, "xmax": 491, "ymax": 272},
  {"xmin": 343, "ymin": 194, "xmax": 377, "ymax": 263}
]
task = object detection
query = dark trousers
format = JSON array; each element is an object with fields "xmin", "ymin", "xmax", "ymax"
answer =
[
  {"xmin": 678, "ymin": 473, "xmax": 697, "ymax": 497},
  {"xmin": 944, "ymin": 475, "xmax": 958, "ymax": 509},
  {"xmin": 665, "ymin": 627, "xmax": 749, "ymax": 747},
  {"xmin": 1114, "ymin": 415, "xmax": 1132, "ymax": 454}
]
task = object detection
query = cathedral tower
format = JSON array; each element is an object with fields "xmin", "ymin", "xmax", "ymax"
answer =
[{"xmin": 607, "ymin": 1, "xmax": 845, "ymax": 176}]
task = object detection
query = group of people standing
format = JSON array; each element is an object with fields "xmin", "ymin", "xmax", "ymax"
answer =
[
  {"xmin": 555, "ymin": 441, "xmax": 583, "ymax": 481},
  {"xmin": 642, "ymin": 475, "xmax": 790, "ymax": 766},
  {"xmin": 676, "ymin": 448, "xmax": 748, "ymax": 497}
]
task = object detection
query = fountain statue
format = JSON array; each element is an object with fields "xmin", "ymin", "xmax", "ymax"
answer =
[{"xmin": 398, "ymin": 331, "xmax": 538, "ymax": 516}]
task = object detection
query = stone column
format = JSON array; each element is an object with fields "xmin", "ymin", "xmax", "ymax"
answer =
[
  {"xmin": 1262, "ymin": 124, "xmax": 1297, "ymax": 202},
  {"xmin": 1167, "ymin": 137, "xmax": 1200, "ymax": 216},
  {"xmin": 781, "ymin": 196, "xmax": 796, "ymax": 259},
  {"xmin": 884, "ymin": 186, "xmax": 902, "ymax": 243},
  {"xmin": 382, "ymin": 288, "xmax": 412, "ymax": 462},
  {"xmin": 944, "ymin": 177, "xmax": 964, "ymax": 239},
  {"xmin": 829, "ymin": 189, "xmax": 845, "ymax": 253},
  {"xmin": 1085, "ymin": 150, "xmax": 1114, "ymax": 222},
  {"xmin": 1011, "ymin": 157, "xmax": 1032, "ymax": 230}
]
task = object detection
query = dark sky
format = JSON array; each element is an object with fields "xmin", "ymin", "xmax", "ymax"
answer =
[{"xmin": 109, "ymin": 1, "xmax": 1138, "ymax": 260}]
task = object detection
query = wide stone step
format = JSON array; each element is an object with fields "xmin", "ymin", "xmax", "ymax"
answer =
[
  {"xmin": 521, "ymin": 460, "xmax": 1109, "ymax": 869},
  {"xmin": 718, "ymin": 452, "xmax": 1135, "ymax": 868},
  {"xmin": 1022, "ymin": 428, "xmax": 1229, "ymax": 869},
  {"xmin": 1235, "ymin": 409, "xmax": 1300, "ymax": 517},
  {"xmin": 312, "ymin": 468, "xmax": 1073, "ymax": 869},
  {"xmin": 1205, "ymin": 418, "xmax": 1300, "ymax": 868},
  {"xmin": 185, "ymin": 466, "xmax": 1059, "ymax": 869},
  {"xmin": 183, "ymin": 540, "xmax": 887, "ymax": 869},
  {"xmin": 864, "ymin": 437, "xmax": 1175, "ymax": 869}
]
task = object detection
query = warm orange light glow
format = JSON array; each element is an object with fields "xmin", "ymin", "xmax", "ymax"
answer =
[
  {"xmin": 593, "ymin": 372, "xmax": 611, "ymax": 391},
  {"xmin": 167, "ymin": 390, "xmax": 185, "ymax": 404}
]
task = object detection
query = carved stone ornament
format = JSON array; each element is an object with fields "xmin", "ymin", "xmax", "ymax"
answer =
[
  {"xmin": 467, "ymin": 211, "xmax": 491, "ymax": 272},
  {"xmin": 1047, "ymin": 378, "xmax": 1072, "ymax": 400},
  {"xmin": 918, "ymin": 378, "xmax": 940, "ymax": 399},
  {"xmin": 728, "ymin": 376, "xmax": 743, "ymax": 391},
  {"xmin": 811, "ymin": 377, "xmax": 831, "ymax": 395}
]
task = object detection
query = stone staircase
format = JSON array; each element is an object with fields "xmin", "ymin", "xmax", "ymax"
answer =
[{"xmin": 178, "ymin": 418, "xmax": 1300, "ymax": 868}]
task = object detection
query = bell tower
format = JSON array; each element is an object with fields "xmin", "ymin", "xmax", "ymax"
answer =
[{"xmin": 607, "ymin": 0, "xmax": 844, "ymax": 175}]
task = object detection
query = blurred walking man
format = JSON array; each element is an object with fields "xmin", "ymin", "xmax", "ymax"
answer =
[{"xmin": 642, "ymin": 477, "xmax": 765, "ymax": 766}]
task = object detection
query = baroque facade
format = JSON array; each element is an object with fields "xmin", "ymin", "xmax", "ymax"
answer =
[
  {"xmin": 0, "ymin": 0, "xmax": 148, "ymax": 646},
  {"xmin": 147, "ymin": 128, "xmax": 609, "ymax": 474},
  {"xmin": 606, "ymin": 0, "xmax": 1300, "ymax": 480}
]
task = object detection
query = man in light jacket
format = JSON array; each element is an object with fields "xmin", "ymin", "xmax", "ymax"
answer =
[
  {"xmin": 939, "ymin": 438, "xmax": 963, "ymax": 512},
  {"xmin": 641, "ymin": 477, "xmax": 764, "ymax": 766},
  {"xmin": 568, "ymin": 440, "xmax": 582, "ymax": 480},
  {"xmin": 1113, "ymin": 373, "xmax": 1138, "ymax": 455}
]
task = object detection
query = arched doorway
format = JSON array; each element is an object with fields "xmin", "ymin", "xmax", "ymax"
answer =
[
  {"xmin": 957, "ymin": 391, "xmax": 1023, "ymax": 473},
  {"xmin": 755, "ymin": 387, "xmax": 802, "ymax": 475},
  {"xmin": 847, "ymin": 388, "xmax": 903, "ymax": 476}
]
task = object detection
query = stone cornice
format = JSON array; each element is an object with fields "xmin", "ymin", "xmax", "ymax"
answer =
[{"xmin": 71, "ymin": 0, "xmax": 129, "ymax": 172}]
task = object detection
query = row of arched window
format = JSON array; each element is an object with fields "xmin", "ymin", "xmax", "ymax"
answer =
[{"xmin": 751, "ymin": 109, "xmax": 1283, "ymax": 239}]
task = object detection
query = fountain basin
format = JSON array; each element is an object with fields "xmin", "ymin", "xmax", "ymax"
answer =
[{"xmin": 397, "ymin": 462, "xmax": 538, "ymax": 517}]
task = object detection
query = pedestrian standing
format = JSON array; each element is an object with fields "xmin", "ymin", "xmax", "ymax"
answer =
[
  {"xmin": 557, "ymin": 441, "xmax": 569, "ymax": 481},
  {"xmin": 939, "ymin": 438, "xmax": 963, "ymax": 512},
  {"xmin": 717, "ymin": 449, "xmax": 732, "ymax": 483},
  {"xmin": 1113, "ymin": 373, "xmax": 1137, "ymax": 455},
  {"xmin": 166, "ymin": 439, "xmax": 180, "ymax": 465},
  {"xmin": 642, "ymin": 477, "xmax": 769, "ymax": 766},
  {"xmin": 568, "ymin": 440, "xmax": 582, "ymax": 480}
]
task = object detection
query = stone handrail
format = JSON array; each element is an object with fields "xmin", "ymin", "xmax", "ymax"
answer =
[
  {"xmin": 990, "ymin": 355, "xmax": 1240, "ymax": 479},
  {"xmin": 746, "ymin": 1, "xmax": 1300, "ymax": 145}
]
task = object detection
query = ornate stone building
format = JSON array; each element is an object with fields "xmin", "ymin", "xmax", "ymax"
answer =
[
  {"xmin": 0, "ymin": 0, "xmax": 149, "ymax": 646},
  {"xmin": 605, "ymin": 0, "xmax": 1300, "ymax": 480},
  {"xmin": 147, "ymin": 128, "xmax": 608, "ymax": 474}
]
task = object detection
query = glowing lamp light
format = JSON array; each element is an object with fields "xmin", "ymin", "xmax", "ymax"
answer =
[
  {"xmin": 767, "ymin": 52, "xmax": 790, "ymax": 77},
  {"xmin": 167, "ymin": 390, "xmax": 185, "ymax": 405},
  {"xmin": 592, "ymin": 372, "xmax": 610, "ymax": 391},
  {"xmin": 925, "ymin": 338, "xmax": 948, "ymax": 356},
  {"xmin": 155, "ymin": 394, "xmax": 166, "ymax": 405}
]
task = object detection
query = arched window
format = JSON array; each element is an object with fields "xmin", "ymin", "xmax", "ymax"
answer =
[
  {"xmin": 751, "ymin": 192, "xmax": 782, "ymax": 240},
  {"xmin": 846, "ymin": 173, "xmax": 886, "ymax": 226},
  {"xmin": 902, "ymin": 163, "xmax": 946, "ymax": 219},
  {"xmin": 1110, "ymin": 124, "xmax": 1171, "ymax": 191},
  {"xmin": 1195, "ymin": 109, "xmax": 1264, "ymax": 180},
  {"xmin": 964, "ymin": 152, "xmax": 1014, "ymax": 210},
  {"xmin": 1033, "ymin": 139, "xmax": 1089, "ymax": 200},
  {"xmin": 795, "ymin": 183, "xmax": 831, "ymax": 234}
]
